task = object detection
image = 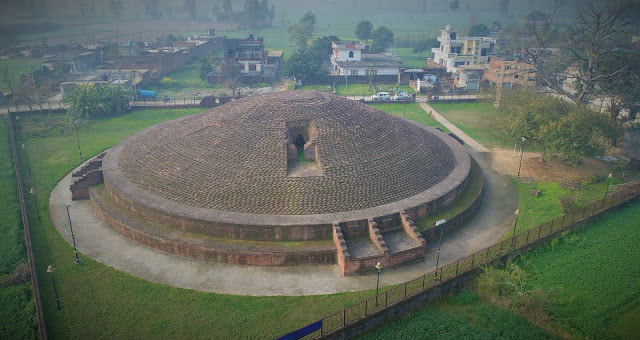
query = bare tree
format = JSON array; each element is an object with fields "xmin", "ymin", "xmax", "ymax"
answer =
[{"xmin": 565, "ymin": 0, "xmax": 638, "ymax": 104}]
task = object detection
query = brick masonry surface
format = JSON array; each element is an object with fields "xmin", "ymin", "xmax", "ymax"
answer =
[{"xmin": 100, "ymin": 91, "xmax": 471, "ymax": 243}]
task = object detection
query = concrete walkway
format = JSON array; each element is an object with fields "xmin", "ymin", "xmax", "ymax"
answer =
[{"xmin": 48, "ymin": 106, "xmax": 518, "ymax": 296}]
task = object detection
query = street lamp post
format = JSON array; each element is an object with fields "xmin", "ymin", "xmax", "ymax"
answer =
[
  {"xmin": 22, "ymin": 144, "xmax": 31, "ymax": 174},
  {"xmin": 47, "ymin": 265, "xmax": 61, "ymax": 311},
  {"xmin": 517, "ymin": 137, "xmax": 526, "ymax": 178},
  {"xmin": 29, "ymin": 188, "xmax": 41, "ymax": 222},
  {"xmin": 604, "ymin": 173, "xmax": 613, "ymax": 199},
  {"xmin": 433, "ymin": 219, "xmax": 446, "ymax": 280},
  {"xmin": 375, "ymin": 261, "xmax": 383, "ymax": 306},
  {"xmin": 73, "ymin": 120, "xmax": 82, "ymax": 159},
  {"xmin": 511, "ymin": 209, "xmax": 520, "ymax": 248},
  {"xmin": 65, "ymin": 203, "xmax": 80, "ymax": 264}
]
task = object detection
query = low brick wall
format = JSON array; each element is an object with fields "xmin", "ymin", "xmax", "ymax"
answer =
[{"xmin": 92, "ymin": 187, "xmax": 336, "ymax": 266}]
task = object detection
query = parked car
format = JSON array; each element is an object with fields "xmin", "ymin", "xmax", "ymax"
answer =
[
  {"xmin": 392, "ymin": 93, "xmax": 412, "ymax": 101},
  {"xmin": 371, "ymin": 92, "xmax": 390, "ymax": 101}
]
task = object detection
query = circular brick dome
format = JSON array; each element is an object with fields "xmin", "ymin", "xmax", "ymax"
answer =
[{"xmin": 108, "ymin": 91, "xmax": 458, "ymax": 215}]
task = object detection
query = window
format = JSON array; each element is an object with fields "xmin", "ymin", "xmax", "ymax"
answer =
[
  {"xmin": 227, "ymin": 49, "xmax": 234, "ymax": 58},
  {"xmin": 481, "ymin": 48, "xmax": 487, "ymax": 56},
  {"xmin": 351, "ymin": 70, "xmax": 358, "ymax": 76},
  {"xmin": 348, "ymin": 51, "xmax": 354, "ymax": 58},
  {"xmin": 514, "ymin": 74, "xmax": 519, "ymax": 79},
  {"xmin": 249, "ymin": 64, "xmax": 257, "ymax": 71}
]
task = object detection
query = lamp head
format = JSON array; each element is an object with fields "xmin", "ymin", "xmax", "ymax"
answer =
[
  {"xmin": 375, "ymin": 261, "xmax": 383, "ymax": 271},
  {"xmin": 66, "ymin": 202, "xmax": 71, "ymax": 208},
  {"xmin": 30, "ymin": 188, "xmax": 34, "ymax": 194},
  {"xmin": 608, "ymin": 173, "xmax": 613, "ymax": 178},
  {"xmin": 515, "ymin": 209, "xmax": 520, "ymax": 216},
  {"xmin": 47, "ymin": 264, "xmax": 55, "ymax": 273}
]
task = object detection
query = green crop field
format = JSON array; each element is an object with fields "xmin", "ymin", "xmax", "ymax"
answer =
[
  {"xmin": 361, "ymin": 200, "xmax": 640, "ymax": 339},
  {"xmin": 14, "ymin": 108, "xmax": 374, "ymax": 339},
  {"xmin": 512, "ymin": 200, "xmax": 640, "ymax": 338},
  {"xmin": 0, "ymin": 117, "xmax": 37, "ymax": 339},
  {"xmin": 358, "ymin": 290, "xmax": 551, "ymax": 339}
]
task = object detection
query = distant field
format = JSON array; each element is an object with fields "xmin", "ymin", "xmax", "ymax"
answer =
[
  {"xmin": 0, "ymin": 59, "xmax": 42, "ymax": 93},
  {"xmin": 389, "ymin": 47, "xmax": 432, "ymax": 68}
]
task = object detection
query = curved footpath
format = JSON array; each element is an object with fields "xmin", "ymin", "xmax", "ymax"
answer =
[{"xmin": 48, "ymin": 105, "xmax": 518, "ymax": 296}]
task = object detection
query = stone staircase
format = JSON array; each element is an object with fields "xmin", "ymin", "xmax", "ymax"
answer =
[
  {"xmin": 332, "ymin": 211, "xmax": 427, "ymax": 275},
  {"xmin": 69, "ymin": 152, "xmax": 106, "ymax": 200}
]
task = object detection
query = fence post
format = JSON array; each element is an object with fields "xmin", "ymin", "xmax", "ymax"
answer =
[
  {"xmin": 320, "ymin": 319, "xmax": 324, "ymax": 336},
  {"xmin": 404, "ymin": 283, "xmax": 407, "ymax": 297},
  {"xmin": 561, "ymin": 214, "xmax": 566, "ymax": 228},
  {"xmin": 422, "ymin": 274, "xmax": 425, "ymax": 288},
  {"xmin": 471, "ymin": 253, "xmax": 474, "ymax": 268},
  {"xmin": 439, "ymin": 268, "xmax": 443, "ymax": 281},
  {"xmin": 365, "ymin": 299, "xmax": 368, "ymax": 316},
  {"xmin": 385, "ymin": 291, "xmax": 388, "ymax": 306},
  {"xmin": 343, "ymin": 309, "xmax": 346, "ymax": 327},
  {"xmin": 455, "ymin": 260, "xmax": 459, "ymax": 276},
  {"xmin": 525, "ymin": 230, "xmax": 530, "ymax": 244},
  {"xmin": 538, "ymin": 224, "xmax": 542, "ymax": 238},
  {"xmin": 486, "ymin": 247, "xmax": 489, "ymax": 263},
  {"xmin": 571, "ymin": 211, "xmax": 576, "ymax": 225}
]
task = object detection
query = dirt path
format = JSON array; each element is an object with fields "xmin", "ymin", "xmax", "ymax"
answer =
[{"xmin": 490, "ymin": 148, "xmax": 611, "ymax": 181}]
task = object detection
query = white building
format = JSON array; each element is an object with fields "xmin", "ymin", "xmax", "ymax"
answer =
[
  {"xmin": 432, "ymin": 25, "xmax": 496, "ymax": 73},
  {"xmin": 330, "ymin": 42, "xmax": 403, "ymax": 77}
]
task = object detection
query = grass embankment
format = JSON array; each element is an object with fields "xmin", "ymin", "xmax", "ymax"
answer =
[
  {"xmin": 16, "ymin": 108, "xmax": 372, "ymax": 339},
  {"xmin": 0, "ymin": 117, "xmax": 37, "ymax": 338},
  {"xmin": 362, "ymin": 198, "xmax": 640, "ymax": 339},
  {"xmin": 0, "ymin": 58, "xmax": 42, "ymax": 93},
  {"xmin": 511, "ymin": 177, "xmax": 618, "ymax": 234}
]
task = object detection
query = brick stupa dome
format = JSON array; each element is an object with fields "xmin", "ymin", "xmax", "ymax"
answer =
[{"xmin": 94, "ymin": 91, "xmax": 471, "ymax": 272}]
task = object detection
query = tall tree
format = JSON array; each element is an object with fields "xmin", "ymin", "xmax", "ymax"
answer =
[
  {"xmin": 468, "ymin": 24, "xmax": 489, "ymax": 37},
  {"xmin": 218, "ymin": 60, "xmax": 243, "ymax": 97},
  {"xmin": 64, "ymin": 84, "xmax": 131, "ymax": 119},
  {"xmin": 199, "ymin": 59, "xmax": 213, "ymax": 80},
  {"xmin": 565, "ymin": 0, "xmax": 638, "ymax": 104},
  {"xmin": 370, "ymin": 26, "xmax": 393, "ymax": 52},
  {"xmin": 355, "ymin": 20, "xmax": 373, "ymax": 42},
  {"xmin": 288, "ymin": 11, "xmax": 317, "ymax": 51}
]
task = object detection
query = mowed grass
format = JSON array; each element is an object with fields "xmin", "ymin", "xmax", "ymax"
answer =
[
  {"xmin": 513, "ymin": 199, "xmax": 640, "ymax": 338},
  {"xmin": 429, "ymin": 101, "xmax": 512, "ymax": 149},
  {"xmin": 0, "ymin": 117, "xmax": 37, "ymax": 339},
  {"xmin": 0, "ymin": 58, "xmax": 42, "ymax": 92},
  {"xmin": 369, "ymin": 102, "xmax": 448, "ymax": 132},
  {"xmin": 15, "ymin": 108, "xmax": 373, "ymax": 339}
]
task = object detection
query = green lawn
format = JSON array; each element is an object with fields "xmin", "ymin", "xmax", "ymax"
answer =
[
  {"xmin": 15, "ymin": 108, "xmax": 373, "ymax": 339},
  {"xmin": 0, "ymin": 117, "xmax": 37, "ymax": 339},
  {"xmin": 0, "ymin": 59, "xmax": 42, "ymax": 93},
  {"xmin": 429, "ymin": 101, "xmax": 512, "ymax": 149},
  {"xmin": 369, "ymin": 102, "xmax": 448, "ymax": 132}
]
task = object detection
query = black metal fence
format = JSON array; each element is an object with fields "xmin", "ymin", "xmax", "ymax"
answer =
[{"xmin": 282, "ymin": 182, "xmax": 640, "ymax": 339}]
